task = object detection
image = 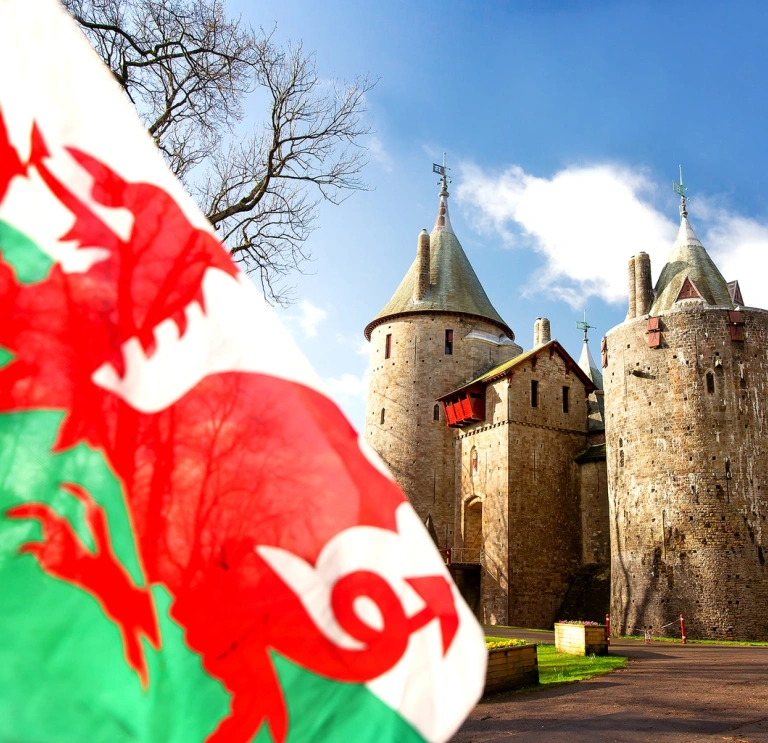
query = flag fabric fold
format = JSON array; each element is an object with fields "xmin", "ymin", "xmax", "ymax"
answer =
[{"xmin": 0, "ymin": 1, "xmax": 487, "ymax": 741}]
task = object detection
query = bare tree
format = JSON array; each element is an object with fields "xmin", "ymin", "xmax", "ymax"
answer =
[{"xmin": 64, "ymin": 0, "xmax": 374, "ymax": 303}]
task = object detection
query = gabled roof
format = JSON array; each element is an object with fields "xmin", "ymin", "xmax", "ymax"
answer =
[
  {"xmin": 649, "ymin": 214, "xmax": 733, "ymax": 314},
  {"xmin": 364, "ymin": 190, "xmax": 513, "ymax": 340},
  {"xmin": 436, "ymin": 339, "xmax": 596, "ymax": 400}
]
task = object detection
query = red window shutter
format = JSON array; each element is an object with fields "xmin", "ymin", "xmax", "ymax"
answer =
[
  {"xmin": 730, "ymin": 325, "xmax": 745, "ymax": 341},
  {"xmin": 647, "ymin": 330, "xmax": 661, "ymax": 348},
  {"xmin": 647, "ymin": 316, "xmax": 660, "ymax": 331}
]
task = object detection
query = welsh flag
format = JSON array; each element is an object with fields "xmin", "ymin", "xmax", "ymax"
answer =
[{"xmin": 0, "ymin": 1, "xmax": 486, "ymax": 741}]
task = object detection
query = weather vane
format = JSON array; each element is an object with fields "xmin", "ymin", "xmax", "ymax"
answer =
[
  {"xmin": 575, "ymin": 309, "xmax": 596, "ymax": 343},
  {"xmin": 432, "ymin": 152, "xmax": 450, "ymax": 193},
  {"xmin": 673, "ymin": 164, "xmax": 688, "ymax": 217}
]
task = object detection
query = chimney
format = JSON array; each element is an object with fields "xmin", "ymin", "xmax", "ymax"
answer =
[
  {"xmin": 626, "ymin": 256, "xmax": 637, "ymax": 320},
  {"xmin": 534, "ymin": 317, "xmax": 551, "ymax": 347},
  {"xmin": 634, "ymin": 252, "xmax": 653, "ymax": 316},
  {"xmin": 413, "ymin": 228, "xmax": 430, "ymax": 301}
]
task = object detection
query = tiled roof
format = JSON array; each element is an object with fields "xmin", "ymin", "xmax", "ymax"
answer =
[
  {"xmin": 364, "ymin": 194, "xmax": 513, "ymax": 340},
  {"xmin": 436, "ymin": 340, "xmax": 596, "ymax": 399},
  {"xmin": 649, "ymin": 215, "xmax": 733, "ymax": 314}
]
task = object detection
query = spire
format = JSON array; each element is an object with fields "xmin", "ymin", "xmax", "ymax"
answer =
[
  {"xmin": 649, "ymin": 170, "xmax": 733, "ymax": 314},
  {"xmin": 432, "ymin": 153, "xmax": 454, "ymax": 234},
  {"xmin": 364, "ymin": 157, "xmax": 514, "ymax": 341},
  {"xmin": 673, "ymin": 165, "xmax": 703, "ymax": 248},
  {"xmin": 576, "ymin": 310, "xmax": 603, "ymax": 389}
]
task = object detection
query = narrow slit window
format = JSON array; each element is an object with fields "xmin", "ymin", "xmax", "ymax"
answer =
[
  {"xmin": 706, "ymin": 372, "xmax": 715, "ymax": 394},
  {"xmin": 385, "ymin": 333, "xmax": 392, "ymax": 359},
  {"xmin": 531, "ymin": 380, "xmax": 539, "ymax": 408},
  {"xmin": 562, "ymin": 386, "xmax": 569, "ymax": 413},
  {"xmin": 433, "ymin": 404, "xmax": 440, "ymax": 421},
  {"xmin": 445, "ymin": 329, "xmax": 454, "ymax": 355},
  {"xmin": 380, "ymin": 408, "xmax": 385, "ymax": 424}
]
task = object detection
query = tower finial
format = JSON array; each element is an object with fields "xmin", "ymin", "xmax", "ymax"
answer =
[
  {"xmin": 576, "ymin": 309, "xmax": 596, "ymax": 344},
  {"xmin": 431, "ymin": 155, "xmax": 454, "ymax": 233},
  {"xmin": 432, "ymin": 153, "xmax": 451, "ymax": 196},
  {"xmin": 673, "ymin": 165, "xmax": 688, "ymax": 219}
]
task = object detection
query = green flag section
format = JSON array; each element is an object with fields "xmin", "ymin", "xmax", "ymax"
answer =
[
  {"xmin": 0, "ymin": 219, "xmax": 53, "ymax": 284},
  {"xmin": 254, "ymin": 655, "xmax": 426, "ymax": 743},
  {"xmin": 0, "ymin": 411, "xmax": 230, "ymax": 743},
  {"xmin": 0, "ymin": 1, "xmax": 487, "ymax": 740}
]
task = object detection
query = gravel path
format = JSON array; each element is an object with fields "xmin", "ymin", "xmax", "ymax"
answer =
[{"xmin": 452, "ymin": 627, "xmax": 768, "ymax": 742}]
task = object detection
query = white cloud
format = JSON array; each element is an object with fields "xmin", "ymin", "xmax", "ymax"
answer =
[
  {"xmin": 324, "ymin": 368, "xmax": 370, "ymax": 429},
  {"xmin": 368, "ymin": 136, "xmax": 393, "ymax": 173},
  {"xmin": 336, "ymin": 331, "xmax": 371, "ymax": 356},
  {"xmin": 456, "ymin": 162, "xmax": 676, "ymax": 308},
  {"xmin": 297, "ymin": 299, "xmax": 327, "ymax": 337},
  {"xmin": 325, "ymin": 370, "xmax": 368, "ymax": 401},
  {"xmin": 705, "ymin": 215, "xmax": 768, "ymax": 309},
  {"xmin": 456, "ymin": 161, "xmax": 768, "ymax": 311}
]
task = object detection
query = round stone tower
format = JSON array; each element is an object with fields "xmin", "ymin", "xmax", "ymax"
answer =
[
  {"xmin": 604, "ymin": 194, "xmax": 768, "ymax": 640},
  {"xmin": 364, "ymin": 175, "xmax": 521, "ymax": 548}
]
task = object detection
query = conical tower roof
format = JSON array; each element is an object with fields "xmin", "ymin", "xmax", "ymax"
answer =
[
  {"xmin": 578, "ymin": 339, "xmax": 603, "ymax": 390},
  {"xmin": 364, "ymin": 184, "xmax": 513, "ymax": 340},
  {"xmin": 649, "ymin": 211, "xmax": 733, "ymax": 315}
]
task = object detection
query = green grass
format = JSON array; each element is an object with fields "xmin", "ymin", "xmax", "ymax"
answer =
[
  {"xmin": 536, "ymin": 643, "xmax": 627, "ymax": 685},
  {"xmin": 484, "ymin": 637, "xmax": 628, "ymax": 693},
  {"xmin": 618, "ymin": 634, "xmax": 768, "ymax": 647}
]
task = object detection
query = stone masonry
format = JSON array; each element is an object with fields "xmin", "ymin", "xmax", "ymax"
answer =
[
  {"xmin": 366, "ymin": 314, "xmax": 518, "ymax": 548},
  {"xmin": 605, "ymin": 305, "xmax": 768, "ymax": 640},
  {"xmin": 454, "ymin": 346, "xmax": 599, "ymax": 627}
]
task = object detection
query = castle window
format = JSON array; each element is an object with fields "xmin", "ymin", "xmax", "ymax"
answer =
[
  {"xmin": 380, "ymin": 408, "xmax": 385, "ymax": 424},
  {"xmin": 433, "ymin": 404, "xmax": 440, "ymax": 421},
  {"xmin": 385, "ymin": 333, "xmax": 392, "ymax": 359},
  {"xmin": 471, "ymin": 448, "xmax": 478, "ymax": 474},
  {"xmin": 445, "ymin": 329, "xmax": 453, "ymax": 355},
  {"xmin": 562, "ymin": 386, "xmax": 569, "ymax": 414},
  {"xmin": 619, "ymin": 450, "xmax": 624, "ymax": 467},
  {"xmin": 531, "ymin": 380, "xmax": 539, "ymax": 408},
  {"xmin": 706, "ymin": 372, "xmax": 715, "ymax": 394}
]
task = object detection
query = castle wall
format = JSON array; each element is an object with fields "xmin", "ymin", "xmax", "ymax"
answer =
[
  {"xmin": 578, "ymin": 459, "xmax": 610, "ymax": 565},
  {"xmin": 454, "ymin": 388, "xmax": 510, "ymax": 625},
  {"xmin": 604, "ymin": 306, "xmax": 768, "ymax": 640},
  {"xmin": 456, "ymin": 349, "xmax": 592, "ymax": 627},
  {"xmin": 365, "ymin": 313, "xmax": 518, "ymax": 548}
]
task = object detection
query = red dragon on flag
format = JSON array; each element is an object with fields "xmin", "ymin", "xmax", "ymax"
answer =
[{"xmin": 0, "ymin": 2, "xmax": 486, "ymax": 742}]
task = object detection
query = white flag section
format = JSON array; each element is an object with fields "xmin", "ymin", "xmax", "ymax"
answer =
[{"xmin": 0, "ymin": 1, "xmax": 486, "ymax": 742}]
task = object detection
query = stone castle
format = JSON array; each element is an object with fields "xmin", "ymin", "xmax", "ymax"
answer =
[{"xmin": 364, "ymin": 174, "xmax": 768, "ymax": 641}]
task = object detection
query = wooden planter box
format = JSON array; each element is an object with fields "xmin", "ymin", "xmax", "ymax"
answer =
[
  {"xmin": 555, "ymin": 623, "xmax": 608, "ymax": 656},
  {"xmin": 484, "ymin": 644, "xmax": 539, "ymax": 694}
]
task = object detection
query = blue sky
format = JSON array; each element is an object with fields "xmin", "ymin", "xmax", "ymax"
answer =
[{"xmin": 229, "ymin": 0, "xmax": 768, "ymax": 428}]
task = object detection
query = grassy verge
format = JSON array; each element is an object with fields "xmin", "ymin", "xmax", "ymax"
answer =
[
  {"xmin": 537, "ymin": 643, "xmax": 627, "ymax": 684},
  {"xmin": 483, "ymin": 638, "xmax": 628, "ymax": 693},
  {"xmin": 618, "ymin": 634, "xmax": 768, "ymax": 647},
  {"xmin": 484, "ymin": 625, "xmax": 552, "ymax": 632}
]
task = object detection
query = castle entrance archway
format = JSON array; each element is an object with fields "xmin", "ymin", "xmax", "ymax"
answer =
[{"xmin": 463, "ymin": 495, "xmax": 483, "ymax": 563}]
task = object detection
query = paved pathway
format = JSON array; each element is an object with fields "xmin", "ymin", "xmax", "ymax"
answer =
[{"xmin": 452, "ymin": 627, "xmax": 768, "ymax": 742}]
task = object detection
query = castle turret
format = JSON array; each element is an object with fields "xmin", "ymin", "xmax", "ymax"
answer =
[
  {"xmin": 364, "ymin": 170, "xmax": 521, "ymax": 548},
  {"xmin": 604, "ymin": 183, "xmax": 768, "ymax": 640},
  {"xmin": 533, "ymin": 317, "xmax": 551, "ymax": 347},
  {"xmin": 634, "ymin": 252, "xmax": 653, "ymax": 316},
  {"xmin": 414, "ymin": 229, "xmax": 431, "ymax": 301},
  {"xmin": 626, "ymin": 256, "xmax": 637, "ymax": 320}
]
